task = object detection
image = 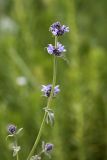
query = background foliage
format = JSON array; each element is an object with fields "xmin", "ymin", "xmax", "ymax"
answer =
[{"xmin": 0, "ymin": 0, "xmax": 107, "ymax": 160}]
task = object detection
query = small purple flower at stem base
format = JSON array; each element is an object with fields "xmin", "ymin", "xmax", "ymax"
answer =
[
  {"xmin": 42, "ymin": 142, "xmax": 54, "ymax": 158},
  {"xmin": 45, "ymin": 143, "xmax": 54, "ymax": 152},
  {"xmin": 49, "ymin": 21, "xmax": 69, "ymax": 36},
  {"xmin": 47, "ymin": 42, "xmax": 66, "ymax": 56},
  {"xmin": 41, "ymin": 84, "xmax": 60, "ymax": 97},
  {"xmin": 8, "ymin": 124, "xmax": 16, "ymax": 134}
]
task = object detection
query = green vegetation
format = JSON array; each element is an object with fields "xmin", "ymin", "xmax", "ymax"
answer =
[{"xmin": 0, "ymin": 0, "xmax": 107, "ymax": 160}]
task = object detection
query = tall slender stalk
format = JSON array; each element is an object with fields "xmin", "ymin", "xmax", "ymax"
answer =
[
  {"xmin": 17, "ymin": 153, "xmax": 19, "ymax": 160},
  {"xmin": 26, "ymin": 36, "xmax": 57, "ymax": 160}
]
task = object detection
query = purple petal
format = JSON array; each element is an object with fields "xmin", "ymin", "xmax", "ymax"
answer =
[
  {"xmin": 47, "ymin": 44, "xmax": 54, "ymax": 54},
  {"xmin": 54, "ymin": 85, "xmax": 60, "ymax": 94},
  {"xmin": 57, "ymin": 42, "xmax": 66, "ymax": 52},
  {"xmin": 61, "ymin": 25, "xmax": 69, "ymax": 32},
  {"xmin": 52, "ymin": 28, "xmax": 58, "ymax": 36}
]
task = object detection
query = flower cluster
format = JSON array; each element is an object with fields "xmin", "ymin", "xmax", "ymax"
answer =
[
  {"xmin": 8, "ymin": 124, "xmax": 16, "ymax": 134},
  {"xmin": 7, "ymin": 125, "xmax": 23, "ymax": 157},
  {"xmin": 49, "ymin": 21, "xmax": 69, "ymax": 36},
  {"xmin": 47, "ymin": 22, "xmax": 69, "ymax": 57},
  {"xmin": 47, "ymin": 42, "xmax": 66, "ymax": 56},
  {"xmin": 42, "ymin": 142, "xmax": 54, "ymax": 158},
  {"xmin": 41, "ymin": 84, "xmax": 60, "ymax": 97},
  {"xmin": 30, "ymin": 142, "xmax": 54, "ymax": 160},
  {"xmin": 44, "ymin": 143, "xmax": 54, "ymax": 152}
]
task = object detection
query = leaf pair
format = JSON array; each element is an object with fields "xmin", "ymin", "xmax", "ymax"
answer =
[{"xmin": 44, "ymin": 108, "xmax": 55, "ymax": 126}]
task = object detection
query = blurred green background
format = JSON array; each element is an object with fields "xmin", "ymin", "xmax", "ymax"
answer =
[{"xmin": 0, "ymin": 0, "xmax": 107, "ymax": 160}]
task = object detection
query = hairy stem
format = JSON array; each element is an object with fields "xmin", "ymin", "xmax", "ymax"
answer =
[
  {"xmin": 14, "ymin": 135, "xmax": 19, "ymax": 160},
  {"xmin": 26, "ymin": 36, "xmax": 57, "ymax": 160}
]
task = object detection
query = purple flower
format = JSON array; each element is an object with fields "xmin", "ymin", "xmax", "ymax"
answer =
[
  {"xmin": 8, "ymin": 124, "xmax": 16, "ymax": 134},
  {"xmin": 47, "ymin": 42, "xmax": 66, "ymax": 56},
  {"xmin": 45, "ymin": 143, "xmax": 54, "ymax": 152},
  {"xmin": 41, "ymin": 84, "xmax": 60, "ymax": 97},
  {"xmin": 49, "ymin": 21, "xmax": 69, "ymax": 36}
]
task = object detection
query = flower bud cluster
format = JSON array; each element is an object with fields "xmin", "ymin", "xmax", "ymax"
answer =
[
  {"xmin": 8, "ymin": 124, "xmax": 16, "ymax": 134},
  {"xmin": 49, "ymin": 22, "xmax": 69, "ymax": 36},
  {"xmin": 41, "ymin": 84, "xmax": 60, "ymax": 97},
  {"xmin": 47, "ymin": 22, "xmax": 69, "ymax": 57}
]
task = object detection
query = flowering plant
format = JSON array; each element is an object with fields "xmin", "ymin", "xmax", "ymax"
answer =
[{"xmin": 7, "ymin": 21, "xmax": 69, "ymax": 160}]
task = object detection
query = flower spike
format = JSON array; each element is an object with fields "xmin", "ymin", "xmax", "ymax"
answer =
[
  {"xmin": 49, "ymin": 21, "xmax": 69, "ymax": 36},
  {"xmin": 47, "ymin": 42, "xmax": 66, "ymax": 56}
]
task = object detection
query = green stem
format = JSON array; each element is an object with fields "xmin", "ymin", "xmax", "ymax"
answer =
[
  {"xmin": 17, "ymin": 153, "xmax": 19, "ymax": 160},
  {"xmin": 14, "ymin": 135, "xmax": 19, "ymax": 160},
  {"xmin": 26, "ymin": 36, "xmax": 57, "ymax": 160}
]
